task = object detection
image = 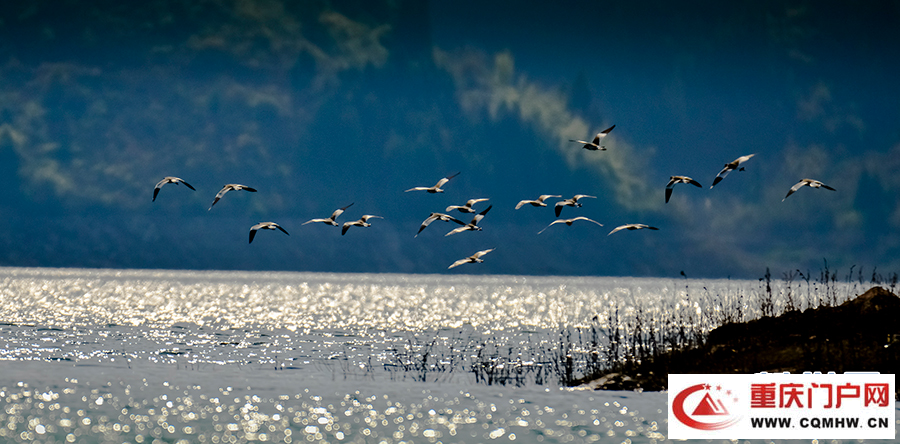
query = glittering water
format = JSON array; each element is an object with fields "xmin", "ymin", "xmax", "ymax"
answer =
[{"xmin": 0, "ymin": 267, "xmax": 888, "ymax": 443}]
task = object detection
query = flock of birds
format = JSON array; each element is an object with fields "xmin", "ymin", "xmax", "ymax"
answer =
[{"xmin": 153, "ymin": 125, "xmax": 835, "ymax": 270}]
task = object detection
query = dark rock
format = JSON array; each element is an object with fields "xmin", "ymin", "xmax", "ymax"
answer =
[{"xmin": 588, "ymin": 287, "xmax": 900, "ymax": 393}]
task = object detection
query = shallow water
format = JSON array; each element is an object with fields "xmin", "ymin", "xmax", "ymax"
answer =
[{"xmin": 0, "ymin": 267, "xmax": 893, "ymax": 443}]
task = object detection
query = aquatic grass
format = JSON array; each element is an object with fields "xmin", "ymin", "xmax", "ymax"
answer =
[{"xmin": 449, "ymin": 263, "xmax": 900, "ymax": 388}]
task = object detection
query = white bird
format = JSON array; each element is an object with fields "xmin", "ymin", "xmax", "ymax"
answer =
[
  {"xmin": 153, "ymin": 176, "xmax": 195, "ymax": 202},
  {"xmin": 665, "ymin": 176, "xmax": 702, "ymax": 203},
  {"xmin": 608, "ymin": 223, "xmax": 660, "ymax": 236},
  {"xmin": 342, "ymin": 215, "xmax": 383, "ymax": 235},
  {"xmin": 555, "ymin": 194, "xmax": 596, "ymax": 217},
  {"xmin": 515, "ymin": 194, "xmax": 561, "ymax": 210},
  {"xmin": 446, "ymin": 205, "xmax": 492, "ymax": 236},
  {"xmin": 783, "ymin": 178, "xmax": 836, "ymax": 201},
  {"xmin": 249, "ymin": 222, "xmax": 289, "ymax": 243},
  {"xmin": 415, "ymin": 212, "xmax": 466, "ymax": 237},
  {"xmin": 446, "ymin": 198, "xmax": 489, "ymax": 213},
  {"xmin": 710, "ymin": 154, "xmax": 756, "ymax": 189},
  {"xmin": 448, "ymin": 248, "xmax": 495, "ymax": 269},
  {"xmin": 302, "ymin": 203, "xmax": 354, "ymax": 227},
  {"xmin": 537, "ymin": 216, "xmax": 604, "ymax": 234},
  {"xmin": 405, "ymin": 172, "xmax": 460, "ymax": 193},
  {"xmin": 209, "ymin": 184, "xmax": 257, "ymax": 210},
  {"xmin": 569, "ymin": 125, "xmax": 615, "ymax": 151}
]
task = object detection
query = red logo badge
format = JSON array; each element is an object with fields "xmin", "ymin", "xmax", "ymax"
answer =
[{"xmin": 672, "ymin": 383, "xmax": 741, "ymax": 430}]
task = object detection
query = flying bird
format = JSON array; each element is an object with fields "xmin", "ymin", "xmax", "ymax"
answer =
[
  {"xmin": 446, "ymin": 198, "xmax": 489, "ymax": 214},
  {"xmin": 448, "ymin": 248, "xmax": 495, "ymax": 269},
  {"xmin": 515, "ymin": 194, "xmax": 561, "ymax": 210},
  {"xmin": 665, "ymin": 176, "xmax": 702, "ymax": 203},
  {"xmin": 342, "ymin": 215, "xmax": 383, "ymax": 235},
  {"xmin": 302, "ymin": 203, "xmax": 354, "ymax": 227},
  {"xmin": 153, "ymin": 176, "xmax": 195, "ymax": 202},
  {"xmin": 249, "ymin": 222, "xmax": 289, "ymax": 244},
  {"xmin": 405, "ymin": 172, "xmax": 460, "ymax": 193},
  {"xmin": 710, "ymin": 154, "xmax": 756, "ymax": 189},
  {"xmin": 569, "ymin": 125, "xmax": 615, "ymax": 151},
  {"xmin": 555, "ymin": 194, "xmax": 596, "ymax": 217},
  {"xmin": 608, "ymin": 224, "xmax": 660, "ymax": 236},
  {"xmin": 782, "ymin": 178, "xmax": 836, "ymax": 201},
  {"xmin": 209, "ymin": 184, "xmax": 257, "ymax": 210},
  {"xmin": 537, "ymin": 216, "xmax": 604, "ymax": 234},
  {"xmin": 415, "ymin": 212, "xmax": 466, "ymax": 237},
  {"xmin": 446, "ymin": 205, "xmax": 492, "ymax": 236}
]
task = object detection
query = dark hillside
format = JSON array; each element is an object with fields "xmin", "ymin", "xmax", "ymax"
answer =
[{"xmin": 591, "ymin": 287, "xmax": 900, "ymax": 394}]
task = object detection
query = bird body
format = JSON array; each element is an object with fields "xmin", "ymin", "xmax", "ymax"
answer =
[
  {"xmin": 569, "ymin": 125, "xmax": 615, "ymax": 151},
  {"xmin": 554, "ymin": 194, "xmax": 596, "ymax": 217},
  {"xmin": 446, "ymin": 198, "xmax": 489, "ymax": 213},
  {"xmin": 665, "ymin": 175, "xmax": 702, "ymax": 203},
  {"xmin": 446, "ymin": 205, "xmax": 492, "ymax": 236},
  {"xmin": 405, "ymin": 172, "xmax": 460, "ymax": 193},
  {"xmin": 608, "ymin": 224, "xmax": 659, "ymax": 236},
  {"xmin": 303, "ymin": 203, "xmax": 354, "ymax": 227},
  {"xmin": 153, "ymin": 176, "xmax": 195, "ymax": 202},
  {"xmin": 342, "ymin": 215, "xmax": 383, "ymax": 235},
  {"xmin": 448, "ymin": 248, "xmax": 495, "ymax": 269},
  {"xmin": 415, "ymin": 212, "xmax": 465, "ymax": 237},
  {"xmin": 515, "ymin": 194, "xmax": 561, "ymax": 210},
  {"xmin": 209, "ymin": 184, "xmax": 257, "ymax": 210},
  {"xmin": 249, "ymin": 222, "xmax": 289, "ymax": 243},
  {"xmin": 783, "ymin": 178, "xmax": 835, "ymax": 201},
  {"xmin": 537, "ymin": 216, "xmax": 604, "ymax": 234},
  {"xmin": 711, "ymin": 154, "xmax": 755, "ymax": 188}
]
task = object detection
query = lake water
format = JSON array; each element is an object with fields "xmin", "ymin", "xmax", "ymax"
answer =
[{"xmin": 0, "ymin": 267, "xmax": 893, "ymax": 443}]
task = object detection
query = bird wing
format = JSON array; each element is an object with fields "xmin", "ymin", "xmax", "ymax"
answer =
[
  {"xmin": 153, "ymin": 182, "xmax": 164, "ymax": 202},
  {"xmin": 341, "ymin": 222, "xmax": 352, "ymax": 235},
  {"xmin": 471, "ymin": 204, "xmax": 492, "ymax": 224},
  {"xmin": 249, "ymin": 229, "xmax": 258, "ymax": 244},
  {"xmin": 276, "ymin": 224, "xmax": 289, "ymax": 235},
  {"xmin": 537, "ymin": 220, "xmax": 564, "ymax": 234},
  {"xmin": 821, "ymin": 183, "xmax": 836, "ymax": 191},
  {"xmin": 435, "ymin": 172, "xmax": 460, "ymax": 188},
  {"xmin": 514, "ymin": 200, "xmax": 531, "ymax": 210},
  {"xmin": 710, "ymin": 166, "xmax": 733, "ymax": 188},
  {"xmin": 416, "ymin": 215, "xmax": 438, "ymax": 236},
  {"xmin": 573, "ymin": 216, "xmax": 603, "ymax": 227},
  {"xmin": 179, "ymin": 179, "xmax": 196, "ymax": 191},
  {"xmin": 574, "ymin": 194, "xmax": 597, "ymax": 200},
  {"xmin": 783, "ymin": 180, "xmax": 808, "ymax": 201},
  {"xmin": 735, "ymin": 153, "xmax": 756, "ymax": 165},
  {"xmin": 600, "ymin": 124, "xmax": 616, "ymax": 135},
  {"xmin": 448, "ymin": 258, "xmax": 470, "ymax": 269},
  {"xmin": 331, "ymin": 203, "xmax": 354, "ymax": 219},
  {"xmin": 472, "ymin": 248, "xmax": 495, "ymax": 259},
  {"xmin": 467, "ymin": 198, "xmax": 489, "ymax": 206},
  {"xmin": 554, "ymin": 202, "xmax": 565, "ymax": 217},
  {"xmin": 360, "ymin": 215, "xmax": 382, "ymax": 222},
  {"xmin": 405, "ymin": 186, "xmax": 428, "ymax": 192},
  {"xmin": 608, "ymin": 225, "xmax": 629, "ymax": 236},
  {"xmin": 665, "ymin": 178, "xmax": 678, "ymax": 203},
  {"xmin": 445, "ymin": 226, "xmax": 468, "ymax": 236}
]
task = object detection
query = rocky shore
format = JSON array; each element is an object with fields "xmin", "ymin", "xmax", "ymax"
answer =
[{"xmin": 587, "ymin": 286, "xmax": 900, "ymax": 393}]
